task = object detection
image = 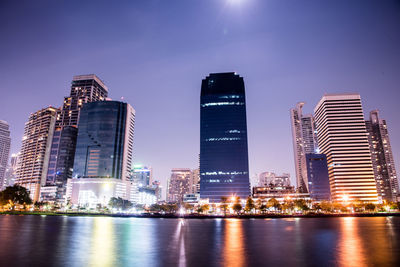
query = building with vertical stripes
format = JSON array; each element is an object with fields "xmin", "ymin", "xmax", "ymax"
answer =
[
  {"xmin": 0, "ymin": 120, "xmax": 11, "ymax": 190},
  {"xmin": 16, "ymin": 107, "xmax": 58, "ymax": 202},
  {"xmin": 365, "ymin": 110, "xmax": 399, "ymax": 202},
  {"xmin": 314, "ymin": 94, "xmax": 378, "ymax": 202},
  {"xmin": 290, "ymin": 102, "xmax": 318, "ymax": 193}
]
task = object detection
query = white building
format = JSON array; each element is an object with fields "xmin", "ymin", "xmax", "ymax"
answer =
[{"xmin": 314, "ymin": 94, "xmax": 378, "ymax": 202}]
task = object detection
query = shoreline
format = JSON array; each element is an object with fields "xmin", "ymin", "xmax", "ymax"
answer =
[{"xmin": 1, "ymin": 211, "xmax": 400, "ymax": 219}]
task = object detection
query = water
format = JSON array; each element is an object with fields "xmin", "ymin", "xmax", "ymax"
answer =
[{"xmin": 0, "ymin": 215, "xmax": 399, "ymax": 266}]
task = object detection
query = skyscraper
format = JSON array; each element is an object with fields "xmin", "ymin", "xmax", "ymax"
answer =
[
  {"xmin": 200, "ymin": 72, "xmax": 250, "ymax": 202},
  {"xmin": 131, "ymin": 165, "xmax": 152, "ymax": 187},
  {"xmin": 167, "ymin": 168, "xmax": 192, "ymax": 203},
  {"xmin": 314, "ymin": 94, "xmax": 378, "ymax": 202},
  {"xmin": 365, "ymin": 110, "xmax": 399, "ymax": 202},
  {"xmin": 67, "ymin": 101, "xmax": 135, "ymax": 207},
  {"xmin": 306, "ymin": 153, "xmax": 331, "ymax": 201},
  {"xmin": 44, "ymin": 74, "xmax": 108, "ymax": 202},
  {"xmin": 0, "ymin": 120, "xmax": 11, "ymax": 190},
  {"xmin": 16, "ymin": 107, "xmax": 58, "ymax": 201},
  {"xmin": 290, "ymin": 102, "xmax": 317, "ymax": 193}
]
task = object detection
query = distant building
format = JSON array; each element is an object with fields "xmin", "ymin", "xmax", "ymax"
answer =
[
  {"xmin": 305, "ymin": 153, "xmax": 331, "ymax": 201},
  {"xmin": 138, "ymin": 187, "xmax": 157, "ymax": 206},
  {"xmin": 290, "ymin": 102, "xmax": 317, "ymax": 193},
  {"xmin": 151, "ymin": 180, "xmax": 162, "ymax": 202},
  {"xmin": 67, "ymin": 101, "xmax": 135, "ymax": 207},
  {"xmin": 252, "ymin": 185, "xmax": 310, "ymax": 202},
  {"xmin": 200, "ymin": 72, "xmax": 251, "ymax": 202},
  {"xmin": 0, "ymin": 120, "xmax": 11, "ymax": 190},
  {"xmin": 3, "ymin": 153, "xmax": 19, "ymax": 188},
  {"xmin": 314, "ymin": 94, "xmax": 378, "ymax": 202},
  {"xmin": 132, "ymin": 165, "xmax": 152, "ymax": 187},
  {"xmin": 257, "ymin": 172, "xmax": 291, "ymax": 187},
  {"xmin": 365, "ymin": 110, "xmax": 399, "ymax": 202},
  {"xmin": 44, "ymin": 74, "xmax": 108, "ymax": 203},
  {"xmin": 191, "ymin": 168, "xmax": 200, "ymax": 194},
  {"xmin": 16, "ymin": 107, "xmax": 58, "ymax": 201},
  {"xmin": 167, "ymin": 168, "xmax": 192, "ymax": 203}
]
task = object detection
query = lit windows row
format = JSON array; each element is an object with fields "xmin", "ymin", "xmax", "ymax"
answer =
[
  {"xmin": 205, "ymin": 137, "xmax": 241, "ymax": 142},
  {"xmin": 201, "ymin": 102, "xmax": 244, "ymax": 107},
  {"xmin": 201, "ymin": 171, "xmax": 248, "ymax": 175}
]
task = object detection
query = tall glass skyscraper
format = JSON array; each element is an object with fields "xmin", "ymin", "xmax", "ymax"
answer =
[
  {"xmin": 44, "ymin": 74, "xmax": 108, "ymax": 203},
  {"xmin": 72, "ymin": 101, "xmax": 135, "ymax": 181},
  {"xmin": 200, "ymin": 72, "xmax": 250, "ymax": 202}
]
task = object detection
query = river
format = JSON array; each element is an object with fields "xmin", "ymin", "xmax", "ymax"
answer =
[{"xmin": 0, "ymin": 215, "xmax": 399, "ymax": 266}]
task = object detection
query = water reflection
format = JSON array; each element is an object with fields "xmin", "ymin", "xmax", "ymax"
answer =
[
  {"xmin": 223, "ymin": 219, "xmax": 246, "ymax": 267},
  {"xmin": 338, "ymin": 217, "xmax": 366, "ymax": 267},
  {"xmin": 90, "ymin": 218, "xmax": 115, "ymax": 267}
]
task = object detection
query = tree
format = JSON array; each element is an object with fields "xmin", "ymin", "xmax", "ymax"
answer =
[
  {"xmin": 0, "ymin": 185, "xmax": 32, "ymax": 210},
  {"xmin": 312, "ymin": 203, "xmax": 322, "ymax": 211},
  {"xmin": 184, "ymin": 203, "xmax": 193, "ymax": 212},
  {"xmin": 282, "ymin": 198, "xmax": 294, "ymax": 213},
  {"xmin": 267, "ymin": 198, "xmax": 281, "ymax": 212},
  {"xmin": 201, "ymin": 204, "xmax": 210, "ymax": 214},
  {"xmin": 220, "ymin": 197, "xmax": 229, "ymax": 216},
  {"xmin": 365, "ymin": 203, "xmax": 376, "ymax": 212},
  {"xmin": 232, "ymin": 197, "xmax": 242, "ymax": 214},
  {"xmin": 108, "ymin": 197, "xmax": 133, "ymax": 211},
  {"xmin": 294, "ymin": 199, "xmax": 309, "ymax": 212},
  {"xmin": 244, "ymin": 197, "xmax": 255, "ymax": 213},
  {"xmin": 320, "ymin": 201, "xmax": 333, "ymax": 213}
]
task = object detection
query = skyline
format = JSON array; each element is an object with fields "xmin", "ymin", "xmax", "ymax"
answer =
[{"xmin": 1, "ymin": 0, "xmax": 400, "ymax": 190}]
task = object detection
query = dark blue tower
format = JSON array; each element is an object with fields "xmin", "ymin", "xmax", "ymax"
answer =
[
  {"xmin": 200, "ymin": 72, "xmax": 250, "ymax": 202},
  {"xmin": 306, "ymin": 153, "xmax": 331, "ymax": 201}
]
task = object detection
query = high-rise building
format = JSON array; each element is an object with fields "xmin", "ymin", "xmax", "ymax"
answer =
[
  {"xmin": 365, "ymin": 110, "xmax": 399, "ymax": 202},
  {"xmin": 67, "ymin": 101, "xmax": 135, "ymax": 207},
  {"xmin": 200, "ymin": 72, "xmax": 250, "ymax": 202},
  {"xmin": 167, "ymin": 168, "xmax": 192, "ymax": 203},
  {"xmin": 16, "ymin": 107, "xmax": 58, "ymax": 201},
  {"xmin": 3, "ymin": 153, "xmax": 19, "ymax": 189},
  {"xmin": 305, "ymin": 153, "xmax": 331, "ymax": 201},
  {"xmin": 191, "ymin": 168, "xmax": 200, "ymax": 194},
  {"xmin": 314, "ymin": 94, "xmax": 378, "ymax": 202},
  {"xmin": 44, "ymin": 74, "xmax": 108, "ymax": 203},
  {"xmin": 290, "ymin": 102, "xmax": 317, "ymax": 193},
  {"xmin": 257, "ymin": 172, "xmax": 291, "ymax": 187},
  {"xmin": 0, "ymin": 120, "xmax": 11, "ymax": 190}
]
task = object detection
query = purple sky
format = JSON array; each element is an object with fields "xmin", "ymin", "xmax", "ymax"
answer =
[{"xmin": 1, "ymin": 0, "xmax": 399, "ymax": 194}]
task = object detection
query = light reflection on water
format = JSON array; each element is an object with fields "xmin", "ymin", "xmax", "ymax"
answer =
[
  {"xmin": 0, "ymin": 216, "xmax": 399, "ymax": 266},
  {"xmin": 223, "ymin": 219, "xmax": 245, "ymax": 267}
]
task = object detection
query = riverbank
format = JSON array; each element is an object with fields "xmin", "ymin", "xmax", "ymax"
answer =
[{"xmin": 1, "ymin": 211, "xmax": 400, "ymax": 219}]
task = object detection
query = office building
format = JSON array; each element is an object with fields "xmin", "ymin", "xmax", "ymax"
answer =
[
  {"xmin": 200, "ymin": 72, "xmax": 250, "ymax": 202},
  {"xmin": 305, "ymin": 153, "xmax": 331, "ymax": 201},
  {"xmin": 131, "ymin": 165, "xmax": 152, "ymax": 187},
  {"xmin": 257, "ymin": 172, "xmax": 291, "ymax": 187},
  {"xmin": 365, "ymin": 110, "xmax": 399, "ymax": 202},
  {"xmin": 68, "ymin": 101, "xmax": 135, "ymax": 206},
  {"xmin": 314, "ymin": 94, "xmax": 378, "ymax": 202},
  {"xmin": 16, "ymin": 107, "xmax": 58, "ymax": 201},
  {"xmin": 167, "ymin": 168, "xmax": 192, "ymax": 203},
  {"xmin": 0, "ymin": 120, "xmax": 11, "ymax": 190},
  {"xmin": 290, "ymin": 102, "xmax": 318, "ymax": 193},
  {"xmin": 44, "ymin": 74, "xmax": 108, "ymax": 203}
]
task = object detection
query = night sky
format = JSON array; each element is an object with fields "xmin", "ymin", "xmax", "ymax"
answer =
[{"xmin": 1, "ymin": 0, "xmax": 399, "ymax": 195}]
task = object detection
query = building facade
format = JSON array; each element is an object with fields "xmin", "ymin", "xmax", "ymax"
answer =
[
  {"xmin": 365, "ymin": 110, "xmax": 399, "ymax": 202},
  {"xmin": 200, "ymin": 72, "xmax": 251, "ymax": 202},
  {"xmin": 0, "ymin": 120, "xmax": 11, "ymax": 190},
  {"xmin": 68, "ymin": 101, "xmax": 135, "ymax": 207},
  {"xmin": 44, "ymin": 74, "xmax": 108, "ymax": 203},
  {"xmin": 290, "ymin": 102, "xmax": 318, "ymax": 193},
  {"xmin": 167, "ymin": 168, "xmax": 192, "ymax": 203},
  {"xmin": 131, "ymin": 165, "xmax": 152, "ymax": 187},
  {"xmin": 3, "ymin": 153, "xmax": 19, "ymax": 189},
  {"xmin": 305, "ymin": 153, "xmax": 331, "ymax": 201},
  {"xmin": 314, "ymin": 94, "xmax": 378, "ymax": 202},
  {"xmin": 257, "ymin": 172, "xmax": 291, "ymax": 187},
  {"xmin": 16, "ymin": 107, "xmax": 58, "ymax": 201}
]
